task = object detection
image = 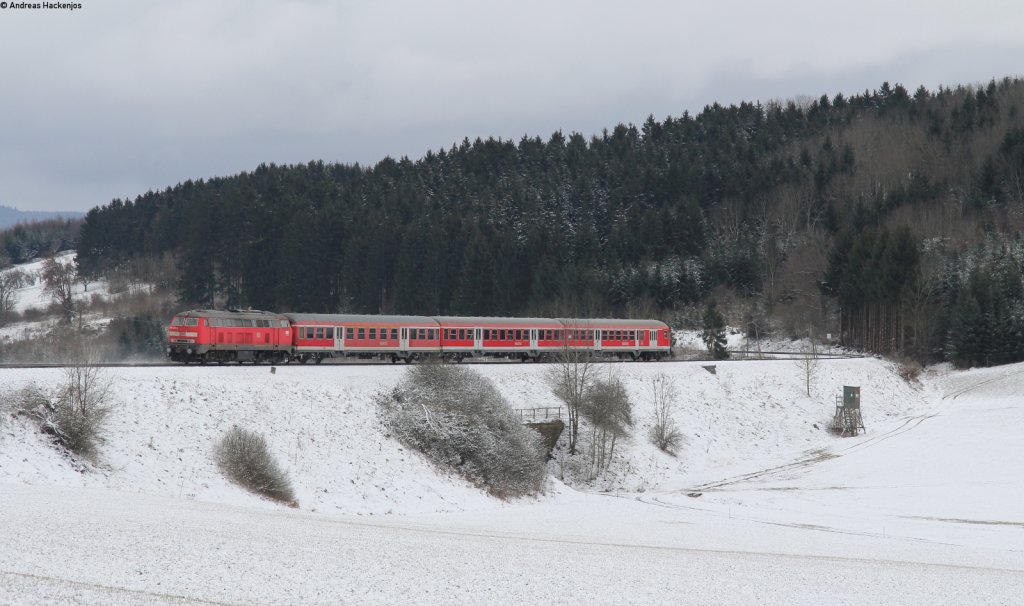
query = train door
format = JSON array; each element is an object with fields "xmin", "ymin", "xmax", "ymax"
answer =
[
  {"xmin": 529, "ymin": 328, "xmax": 538, "ymax": 350},
  {"xmin": 400, "ymin": 327, "xmax": 409, "ymax": 351},
  {"xmin": 650, "ymin": 329, "xmax": 659, "ymax": 347},
  {"xmin": 594, "ymin": 329, "xmax": 602, "ymax": 351},
  {"xmin": 336, "ymin": 325, "xmax": 345, "ymax": 353},
  {"xmin": 474, "ymin": 328, "xmax": 482, "ymax": 350}
]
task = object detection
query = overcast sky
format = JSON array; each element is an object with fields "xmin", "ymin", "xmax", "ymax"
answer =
[{"xmin": 1, "ymin": 0, "xmax": 1021, "ymax": 212}]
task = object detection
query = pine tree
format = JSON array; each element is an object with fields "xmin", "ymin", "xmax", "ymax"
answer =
[{"xmin": 701, "ymin": 301, "xmax": 729, "ymax": 360}]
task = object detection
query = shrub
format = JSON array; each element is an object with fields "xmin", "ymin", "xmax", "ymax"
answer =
[
  {"xmin": 215, "ymin": 426, "xmax": 296, "ymax": 505},
  {"xmin": 378, "ymin": 364, "xmax": 547, "ymax": 499},
  {"xmin": 892, "ymin": 354, "xmax": 923, "ymax": 383},
  {"xmin": 17, "ymin": 365, "xmax": 113, "ymax": 459}
]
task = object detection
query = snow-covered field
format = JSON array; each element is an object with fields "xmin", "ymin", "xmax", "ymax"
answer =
[{"xmin": 1, "ymin": 359, "xmax": 1022, "ymax": 604}]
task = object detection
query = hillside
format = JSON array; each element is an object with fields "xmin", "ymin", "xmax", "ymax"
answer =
[
  {"xmin": 1, "ymin": 359, "xmax": 1021, "ymax": 603},
  {"xmin": 72, "ymin": 78, "xmax": 1024, "ymax": 368},
  {"xmin": 0, "ymin": 358, "xmax": 930, "ymax": 513},
  {"xmin": 0, "ymin": 205, "xmax": 83, "ymax": 231}
]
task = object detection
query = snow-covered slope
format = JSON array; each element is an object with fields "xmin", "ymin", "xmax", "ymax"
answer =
[
  {"xmin": 1, "ymin": 359, "xmax": 1021, "ymax": 604},
  {"xmin": 2, "ymin": 358, "xmax": 925, "ymax": 514}
]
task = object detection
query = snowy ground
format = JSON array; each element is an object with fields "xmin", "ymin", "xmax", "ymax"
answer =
[{"xmin": 1, "ymin": 359, "xmax": 1022, "ymax": 604}]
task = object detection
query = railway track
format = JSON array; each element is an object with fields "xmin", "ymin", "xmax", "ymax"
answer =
[{"xmin": 0, "ymin": 352, "xmax": 865, "ymax": 370}]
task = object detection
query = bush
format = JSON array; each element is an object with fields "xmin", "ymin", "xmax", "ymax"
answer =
[
  {"xmin": 378, "ymin": 364, "xmax": 547, "ymax": 499},
  {"xmin": 17, "ymin": 365, "xmax": 113, "ymax": 459},
  {"xmin": 892, "ymin": 354, "xmax": 923, "ymax": 383},
  {"xmin": 215, "ymin": 426, "xmax": 296, "ymax": 505}
]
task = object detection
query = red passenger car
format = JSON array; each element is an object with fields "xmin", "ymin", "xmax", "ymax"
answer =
[
  {"xmin": 284, "ymin": 314, "xmax": 441, "ymax": 363},
  {"xmin": 559, "ymin": 318, "xmax": 672, "ymax": 360},
  {"xmin": 435, "ymin": 316, "xmax": 564, "ymax": 362}
]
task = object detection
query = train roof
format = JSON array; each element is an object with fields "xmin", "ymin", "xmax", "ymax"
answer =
[
  {"xmin": 558, "ymin": 318, "xmax": 669, "ymax": 329},
  {"xmin": 176, "ymin": 309, "xmax": 287, "ymax": 320},
  {"xmin": 283, "ymin": 313, "xmax": 439, "ymax": 325},
  {"xmin": 431, "ymin": 316, "xmax": 563, "ymax": 326}
]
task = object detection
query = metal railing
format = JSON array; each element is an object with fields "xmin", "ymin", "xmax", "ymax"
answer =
[{"xmin": 516, "ymin": 406, "xmax": 564, "ymax": 422}]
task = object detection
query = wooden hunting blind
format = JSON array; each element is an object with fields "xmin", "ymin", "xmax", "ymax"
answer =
[{"xmin": 830, "ymin": 386, "xmax": 865, "ymax": 436}]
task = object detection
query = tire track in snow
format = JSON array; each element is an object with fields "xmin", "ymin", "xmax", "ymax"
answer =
[{"xmin": 0, "ymin": 570, "xmax": 235, "ymax": 605}]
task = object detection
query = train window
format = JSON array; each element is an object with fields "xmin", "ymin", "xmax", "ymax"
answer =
[
  {"xmin": 346, "ymin": 327, "xmax": 354, "ymax": 340},
  {"xmin": 184, "ymin": 318, "xmax": 198, "ymax": 327},
  {"xmin": 443, "ymin": 329, "xmax": 449, "ymax": 339},
  {"xmin": 368, "ymin": 328, "xmax": 376, "ymax": 339},
  {"xmin": 314, "ymin": 327, "xmax": 322, "ymax": 339},
  {"xmin": 358, "ymin": 328, "xmax": 365, "ymax": 340},
  {"xmin": 171, "ymin": 317, "xmax": 182, "ymax": 326},
  {"xmin": 419, "ymin": 328, "xmax": 426, "ymax": 340},
  {"xmin": 390, "ymin": 328, "xmax": 398, "ymax": 339},
  {"xmin": 456, "ymin": 329, "xmax": 463, "ymax": 340},
  {"xmin": 428, "ymin": 329, "xmax": 436, "ymax": 340},
  {"xmin": 326, "ymin": 328, "xmax": 334, "ymax": 339}
]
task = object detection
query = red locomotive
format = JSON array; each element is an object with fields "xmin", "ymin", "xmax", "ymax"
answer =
[{"xmin": 167, "ymin": 310, "xmax": 672, "ymax": 364}]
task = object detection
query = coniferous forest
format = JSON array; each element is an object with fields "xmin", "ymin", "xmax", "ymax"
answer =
[{"xmin": 73, "ymin": 78, "xmax": 1024, "ymax": 367}]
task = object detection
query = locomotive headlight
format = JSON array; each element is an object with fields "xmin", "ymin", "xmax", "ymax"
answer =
[{"xmin": 186, "ymin": 348, "xmax": 193, "ymax": 354}]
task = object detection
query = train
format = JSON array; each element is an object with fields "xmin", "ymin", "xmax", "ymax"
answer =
[{"xmin": 166, "ymin": 309, "xmax": 672, "ymax": 365}]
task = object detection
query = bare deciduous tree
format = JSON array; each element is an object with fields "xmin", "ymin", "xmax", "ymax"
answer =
[
  {"xmin": 648, "ymin": 373, "xmax": 682, "ymax": 454},
  {"xmin": 581, "ymin": 376, "xmax": 633, "ymax": 479},
  {"xmin": 795, "ymin": 339, "xmax": 820, "ymax": 397},
  {"xmin": 19, "ymin": 351, "xmax": 114, "ymax": 459},
  {"xmin": 41, "ymin": 255, "xmax": 77, "ymax": 323},
  {"xmin": 0, "ymin": 267, "xmax": 26, "ymax": 325},
  {"xmin": 547, "ymin": 324, "xmax": 597, "ymax": 455}
]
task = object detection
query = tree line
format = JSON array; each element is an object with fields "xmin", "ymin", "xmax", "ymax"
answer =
[{"xmin": 72, "ymin": 78, "xmax": 1024, "ymax": 367}]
